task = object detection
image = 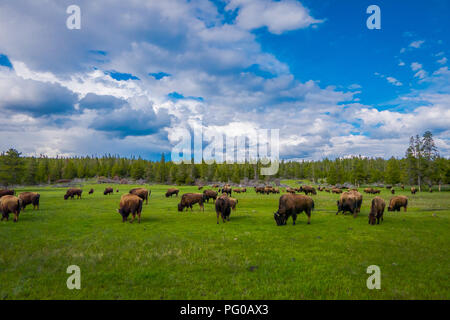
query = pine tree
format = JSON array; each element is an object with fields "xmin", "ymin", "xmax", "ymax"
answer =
[{"xmin": 0, "ymin": 149, "xmax": 25, "ymax": 187}]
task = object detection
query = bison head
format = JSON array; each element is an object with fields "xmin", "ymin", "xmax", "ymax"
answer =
[
  {"xmin": 64, "ymin": 194, "xmax": 69, "ymax": 200},
  {"xmin": 274, "ymin": 211, "xmax": 286, "ymax": 226},
  {"xmin": 178, "ymin": 203, "xmax": 184, "ymax": 212}
]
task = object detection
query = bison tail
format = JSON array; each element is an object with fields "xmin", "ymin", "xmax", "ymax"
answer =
[{"xmin": 138, "ymin": 199, "xmax": 143, "ymax": 213}]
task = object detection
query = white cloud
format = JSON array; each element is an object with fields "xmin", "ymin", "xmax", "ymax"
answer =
[
  {"xmin": 411, "ymin": 62, "xmax": 422, "ymax": 71},
  {"xmin": 386, "ymin": 76, "xmax": 403, "ymax": 86},
  {"xmin": 437, "ymin": 57, "xmax": 448, "ymax": 65},
  {"xmin": 409, "ymin": 40, "xmax": 425, "ymax": 48},
  {"xmin": 226, "ymin": 0, "xmax": 323, "ymax": 34}
]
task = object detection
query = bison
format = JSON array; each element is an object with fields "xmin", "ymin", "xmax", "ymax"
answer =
[
  {"xmin": 220, "ymin": 186, "xmax": 232, "ymax": 196},
  {"xmin": 0, "ymin": 195, "xmax": 22, "ymax": 222},
  {"xmin": 391, "ymin": 189, "xmax": 395, "ymax": 194},
  {"xmin": 178, "ymin": 193, "xmax": 204, "ymax": 212},
  {"xmin": 0, "ymin": 189, "xmax": 15, "ymax": 197},
  {"xmin": 215, "ymin": 195, "xmax": 231, "ymax": 224},
  {"xmin": 332, "ymin": 188, "xmax": 343, "ymax": 194},
  {"xmin": 117, "ymin": 194, "xmax": 143, "ymax": 223},
  {"xmin": 165, "ymin": 188, "xmax": 180, "ymax": 198},
  {"xmin": 302, "ymin": 185, "xmax": 317, "ymax": 195},
  {"xmin": 274, "ymin": 194, "xmax": 314, "ymax": 226},
  {"xmin": 228, "ymin": 197, "xmax": 238, "ymax": 211},
  {"xmin": 18, "ymin": 192, "xmax": 40, "ymax": 211},
  {"xmin": 348, "ymin": 190, "xmax": 363, "ymax": 215},
  {"xmin": 410, "ymin": 187, "xmax": 417, "ymax": 194},
  {"xmin": 104, "ymin": 187, "xmax": 114, "ymax": 195},
  {"xmin": 388, "ymin": 196, "xmax": 408, "ymax": 212},
  {"xmin": 203, "ymin": 189, "xmax": 218, "ymax": 202},
  {"xmin": 88, "ymin": 189, "xmax": 94, "ymax": 195},
  {"xmin": 369, "ymin": 196, "xmax": 385, "ymax": 225},
  {"xmin": 336, "ymin": 192, "xmax": 360, "ymax": 217},
  {"xmin": 129, "ymin": 188, "xmax": 149, "ymax": 204},
  {"xmin": 64, "ymin": 188, "xmax": 82, "ymax": 200}
]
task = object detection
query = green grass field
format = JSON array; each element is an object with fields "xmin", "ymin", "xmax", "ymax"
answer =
[{"xmin": 1, "ymin": 183, "xmax": 449, "ymax": 300}]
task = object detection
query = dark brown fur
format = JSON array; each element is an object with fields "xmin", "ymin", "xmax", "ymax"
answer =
[
  {"xmin": 203, "ymin": 189, "xmax": 218, "ymax": 202},
  {"xmin": 129, "ymin": 188, "xmax": 149, "ymax": 204},
  {"xmin": 104, "ymin": 187, "xmax": 114, "ymax": 195},
  {"xmin": 165, "ymin": 188, "xmax": 180, "ymax": 198},
  {"xmin": 215, "ymin": 195, "xmax": 231, "ymax": 224},
  {"xmin": 64, "ymin": 188, "xmax": 82, "ymax": 200},
  {"xmin": 1, "ymin": 195, "xmax": 22, "ymax": 222},
  {"xmin": 369, "ymin": 196, "xmax": 385, "ymax": 225},
  {"xmin": 388, "ymin": 196, "xmax": 408, "ymax": 212},
  {"xmin": 274, "ymin": 194, "xmax": 314, "ymax": 226},
  {"xmin": 0, "ymin": 189, "xmax": 15, "ymax": 197},
  {"xmin": 18, "ymin": 192, "xmax": 40, "ymax": 210},
  {"xmin": 117, "ymin": 194, "xmax": 143, "ymax": 223},
  {"xmin": 178, "ymin": 193, "xmax": 204, "ymax": 212}
]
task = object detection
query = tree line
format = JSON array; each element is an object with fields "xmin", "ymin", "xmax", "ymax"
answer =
[{"xmin": 0, "ymin": 131, "xmax": 448, "ymax": 190}]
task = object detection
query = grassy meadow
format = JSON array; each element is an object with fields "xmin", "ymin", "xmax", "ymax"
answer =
[{"xmin": 0, "ymin": 182, "xmax": 449, "ymax": 300}]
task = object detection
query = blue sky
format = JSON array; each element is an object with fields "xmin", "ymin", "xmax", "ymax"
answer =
[{"xmin": 0, "ymin": 0, "xmax": 448, "ymax": 160}]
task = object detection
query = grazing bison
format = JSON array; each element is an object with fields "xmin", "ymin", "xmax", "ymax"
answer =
[
  {"xmin": 178, "ymin": 193, "xmax": 204, "ymax": 212},
  {"xmin": 286, "ymin": 187, "xmax": 296, "ymax": 194},
  {"xmin": 274, "ymin": 194, "xmax": 314, "ymax": 226},
  {"xmin": 388, "ymin": 196, "xmax": 408, "ymax": 212},
  {"xmin": 220, "ymin": 186, "xmax": 232, "ymax": 196},
  {"xmin": 332, "ymin": 188, "xmax": 342, "ymax": 194},
  {"xmin": 0, "ymin": 195, "xmax": 22, "ymax": 222},
  {"xmin": 215, "ymin": 195, "xmax": 231, "ymax": 224},
  {"xmin": 411, "ymin": 187, "xmax": 417, "ymax": 194},
  {"xmin": 198, "ymin": 186, "xmax": 203, "ymax": 190},
  {"xmin": 117, "ymin": 194, "xmax": 143, "ymax": 223},
  {"xmin": 88, "ymin": 189, "xmax": 94, "ymax": 195},
  {"xmin": 64, "ymin": 188, "xmax": 82, "ymax": 200},
  {"xmin": 348, "ymin": 190, "xmax": 363, "ymax": 215},
  {"xmin": 228, "ymin": 197, "xmax": 238, "ymax": 211},
  {"xmin": 104, "ymin": 187, "xmax": 114, "ymax": 195},
  {"xmin": 203, "ymin": 189, "xmax": 218, "ymax": 202},
  {"xmin": 212, "ymin": 184, "xmax": 219, "ymax": 188},
  {"xmin": 336, "ymin": 192, "xmax": 359, "ymax": 217},
  {"xmin": 391, "ymin": 189, "xmax": 395, "ymax": 194},
  {"xmin": 386, "ymin": 185, "xmax": 392, "ymax": 189},
  {"xmin": 241, "ymin": 188, "xmax": 247, "ymax": 193},
  {"xmin": 369, "ymin": 196, "xmax": 385, "ymax": 225},
  {"xmin": 233, "ymin": 188, "xmax": 241, "ymax": 193},
  {"xmin": 116, "ymin": 189, "xmax": 119, "ymax": 193},
  {"xmin": 129, "ymin": 188, "xmax": 149, "ymax": 204},
  {"xmin": 0, "ymin": 189, "xmax": 15, "ymax": 197},
  {"xmin": 302, "ymin": 185, "xmax": 317, "ymax": 195},
  {"xmin": 18, "ymin": 192, "xmax": 40, "ymax": 211},
  {"xmin": 165, "ymin": 188, "xmax": 180, "ymax": 198},
  {"xmin": 255, "ymin": 187, "xmax": 265, "ymax": 194}
]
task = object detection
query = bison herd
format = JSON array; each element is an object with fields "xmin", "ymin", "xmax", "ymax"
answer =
[{"xmin": 0, "ymin": 183, "xmax": 421, "ymax": 226}]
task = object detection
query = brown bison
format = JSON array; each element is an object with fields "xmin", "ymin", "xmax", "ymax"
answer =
[
  {"xmin": 220, "ymin": 186, "xmax": 232, "ymax": 196},
  {"xmin": 274, "ymin": 194, "xmax": 314, "ymax": 226},
  {"xmin": 388, "ymin": 196, "xmax": 408, "ymax": 212},
  {"xmin": 88, "ymin": 188, "xmax": 94, "ymax": 195},
  {"xmin": 229, "ymin": 197, "xmax": 238, "ymax": 211},
  {"xmin": 411, "ymin": 187, "xmax": 417, "ymax": 194},
  {"xmin": 18, "ymin": 192, "xmax": 40, "ymax": 211},
  {"xmin": 233, "ymin": 188, "xmax": 241, "ymax": 193},
  {"xmin": 336, "ymin": 192, "xmax": 360, "ymax": 217},
  {"xmin": 391, "ymin": 189, "xmax": 395, "ymax": 194},
  {"xmin": 286, "ymin": 187, "xmax": 296, "ymax": 194},
  {"xmin": 255, "ymin": 186, "xmax": 265, "ymax": 194},
  {"xmin": 64, "ymin": 188, "xmax": 82, "ymax": 200},
  {"xmin": 165, "ymin": 188, "xmax": 179, "ymax": 198},
  {"xmin": 198, "ymin": 186, "xmax": 203, "ymax": 190},
  {"xmin": 369, "ymin": 196, "xmax": 385, "ymax": 225},
  {"xmin": 129, "ymin": 188, "xmax": 149, "ymax": 204},
  {"xmin": 348, "ymin": 190, "xmax": 363, "ymax": 215},
  {"xmin": 302, "ymin": 185, "xmax": 317, "ymax": 195},
  {"xmin": 117, "ymin": 194, "xmax": 143, "ymax": 223},
  {"xmin": 0, "ymin": 195, "xmax": 22, "ymax": 222},
  {"xmin": 332, "ymin": 188, "xmax": 343, "ymax": 194},
  {"xmin": 241, "ymin": 188, "xmax": 247, "ymax": 193},
  {"xmin": 215, "ymin": 195, "xmax": 231, "ymax": 224},
  {"xmin": 178, "ymin": 193, "xmax": 204, "ymax": 212},
  {"xmin": 203, "ymin": 189, "xmax": 218, "ymax": 202},
  {"xmin": 0, "ymin": 189, "xmax": 15, "ymax": 197},
  {"xmin": 104, "ymin": 187, "xmax": 114, "ymax": 195}
]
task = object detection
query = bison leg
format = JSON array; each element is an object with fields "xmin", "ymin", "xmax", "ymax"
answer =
[
  {"xmin": 13, "ymin": 212, "xmax": 18, "ymax": 223},
  {"xmin": 306, "ymin": 210, "xmax": 311, "ymax": 224},
  {"xmin": 404, "ymin": 206, "xmax": 407, "ymax": 212},
  {"xmin": 216, "ymin": 212, "xmax": 220, "ymax": 224},
  {"xmin": 130, "ymin": 213, "xmax": 136, "ymax": 223},
  {"xmin": 292, "ymin": 214, "xmax": 297, "ymax": 225}
]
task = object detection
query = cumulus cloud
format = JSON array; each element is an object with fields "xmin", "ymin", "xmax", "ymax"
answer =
[
  {"xmin": 226, "ymin": 0, "xmax": 323, "ymax": 34},
  {"xmin": 409, "ymin": 40, "xmax": 425, "ymax": 48}
]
